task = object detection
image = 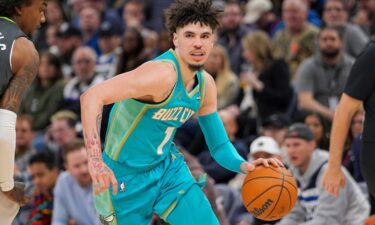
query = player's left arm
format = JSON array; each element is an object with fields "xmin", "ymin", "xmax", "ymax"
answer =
[
  {"xmin": 0, "ymin": 37, "xmax": 38, "ymax": 112},
  {"xmin": 197, "ymin": 73, "xmax": 283, "ymax": 174},
  {"xmin": 0, "ymin": 38, "xmax": 38, "ymax": 200}
]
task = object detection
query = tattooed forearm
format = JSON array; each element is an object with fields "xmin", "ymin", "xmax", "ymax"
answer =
[
  {"xmin": 84, "ymin": 130, "xmax": 102, "ymax": 158},
  {"xmin": 0, "ymin": 51, "xmax": 38, "ymax": 112},
  {"xmin": 96, "ymin": 112, "xmax": 102, "ymax": 135},
  {"xmin": 89, "ymin": 157, "xmax": 103, "ymax": 169},
  {"xmin": 88, "ymin": 157, "xmax": 110, "ymax": 172}
]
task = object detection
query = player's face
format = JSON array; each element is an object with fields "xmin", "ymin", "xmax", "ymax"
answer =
[
  {"xmin": 173, "ymin": 23, "xmax": 214, "ymax": 71},
  {"xmin": 19, "ymin": 0, "xmax": 47, "ymax": 35},
  {"xmin": 65, "ymin": 148, "xmax": 91, "ymax": 187},
  {"xmin": 284, "ymin": 138, "xmax": 315, "ymax": 172}
]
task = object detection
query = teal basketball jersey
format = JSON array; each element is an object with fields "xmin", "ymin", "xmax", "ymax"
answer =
[{"xmin": 103, "ymin": 49, "xmax": 206, "ymax": 167}]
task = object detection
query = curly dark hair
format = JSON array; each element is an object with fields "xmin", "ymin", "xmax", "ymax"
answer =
[
  {"xmin": 0, "ymin": 0, "xmax": 32, "ymax": 17},
  {"xmin": 164, "ymin": 0, "xmax": 220, "ymax": 36}
]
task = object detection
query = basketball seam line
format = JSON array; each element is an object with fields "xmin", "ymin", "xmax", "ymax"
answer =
[
  {"xmin": 284, "ymin": 186, "xmax": 293, "ymax": 212},
  {"xmin": 246, "ymin": 185, "xmax": 284, "ymax": 208},
  {"xmin": 267, "ymin": 167, "xmax": 294, "ymax": 177},
  {"xmin": 243, "ymin": 176, "xmax": 298, "ymax": 191},
  {"xmin": 265, "ymin": 167, "xmax": 285, "ymax": 219}
]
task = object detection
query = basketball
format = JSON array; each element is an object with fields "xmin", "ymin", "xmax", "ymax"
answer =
[{"xmin": 242, "ymin": 166, "xmax": 298, "ymax": 221}]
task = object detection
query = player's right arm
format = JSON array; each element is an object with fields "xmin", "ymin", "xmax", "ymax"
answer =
[
  {"xmin": 80, "ymin": 61, "xmax": 176, "ymax": 195},
  {"xmin": 322, "ymin": 93, "xmax": 362, "ymax": 197},
  {"xmin": 0, "ymin": 37, "xmax": 38, "ymax": 204}
]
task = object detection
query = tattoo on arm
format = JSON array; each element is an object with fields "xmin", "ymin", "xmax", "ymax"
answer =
[
  {"xmin": 96, "ymin": 113, "xmax": 102, "ymax": 136},
  {"xmin": 89, "ymin": 157, "xmax": 110, "ymax": 172},
  {"xmin": 0, "ymin": 52, "xmax": 38, "ymax": 112},
  {"xmin": 83, "ymin": 105, "xmax": 103, "ymax": 162},
  {"xmin": 84, "ymin": 110, "xmax": 104, "ymax": 159},
  {"xmin": 85, "ymin": 132, "xmax": 102, "ymax": 158}
]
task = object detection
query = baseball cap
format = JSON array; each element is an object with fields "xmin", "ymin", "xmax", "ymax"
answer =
[
  {"xmin": 284, "ymin": 123, "xmax": 315, "ymax": 141},
  {"xmin": 98, "ymin": 21, "xmax": 122, "ymax": 37},
  {"xmin": 244, "ymin": 0, "xmax": 273, "ymax": 24},
  {"xmin": 250, "ymin": 136, "xmax": 281, "ymax": 156},
  {"xmin": 262, "ymin": 114, "xmax": 291, "ymax": 129},
  {"xmin": 57, "ymin": 23, "xmax": 82, "ymax": 38}
]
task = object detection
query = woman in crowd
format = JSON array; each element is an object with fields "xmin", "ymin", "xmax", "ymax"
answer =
[
  {"xmin": 116, "ymin": 27, "xmax": 148, "ymax": 73},
  {"xmin": 304, "ymin": 112, "xmax": 330, "ymax": 150},
  {"xmin": 204, "ymin": 45, "xmax": 239, "ymax": 109},
  {"xmin": 240, "ymin": 31, "xmax": 293, "ymax": 122}
]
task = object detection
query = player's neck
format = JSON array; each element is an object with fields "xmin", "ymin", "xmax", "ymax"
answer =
[
  {"xmin": 175, "ymin": 52, "xmax": 198, "ymax": 85},
  {"xmin": 10, "ymin": 16, "xmax": 29, "ymax": 36}
]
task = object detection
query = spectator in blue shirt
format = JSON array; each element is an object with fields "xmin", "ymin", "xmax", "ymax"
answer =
[{"xmin": 52, "ymin": 139, "xmax": 100, "ymax": 225}]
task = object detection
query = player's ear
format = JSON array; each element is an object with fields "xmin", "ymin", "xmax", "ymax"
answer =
[
  {"xmin": 15, "ymin": 6, "xmax": 23, "ymax": 16},
  {"xmin": 172, "ymin": 32, "xmax": 178, "ymax": 48}
]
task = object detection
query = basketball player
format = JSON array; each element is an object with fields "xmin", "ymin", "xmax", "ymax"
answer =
[
  {"xmin": 322, "ymin": 34, "xmax": 375, "ymax": 205},
  {"xmin": 0, "ymin": 0, "xmax": 47, "ymax": 224},
  {"xmin": 80, "ymin": 1, "xmax": 283, "ymax": 224}
]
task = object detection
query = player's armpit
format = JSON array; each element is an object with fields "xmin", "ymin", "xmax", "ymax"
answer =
[{"xmin": 0, "ymin": 37, "xmax": 38, "ymax": 113}]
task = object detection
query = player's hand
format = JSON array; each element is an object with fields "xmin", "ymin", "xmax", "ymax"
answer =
[
  {"xmin": 240, "ymin": 158, "xmax": 284, "ymax": 174},
  {"xmin": 2, "ymin": 181, "xmax": 31, "ymax": 206},
  {"xmin": 322, "ymin": 164, "xmax": 345, "ymax": 197},
  {"xmin": 364, "ymin": 215, "xmax": 375, "ymax": 225},
  {"xmin": 88, "ymin": 157, "xmax": 118, "ymax": 195}
]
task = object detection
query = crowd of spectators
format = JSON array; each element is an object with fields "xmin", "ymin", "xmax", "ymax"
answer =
[{"xmin": 12, "ymin": 0, "xmax": 375, "ymax": 224}]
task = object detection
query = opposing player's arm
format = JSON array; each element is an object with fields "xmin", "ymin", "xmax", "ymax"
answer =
[
  {"xmin": 0, "ymin": 37, "xmax": 38, "ymax": 194},
  {"xmin": 80, "ymin": 61, "xmax": 176, "ymax": 194},
  {"xmin": 0, "ymin": 37, "xmax": 38, "ymax": 112},
  {"xmin": 329, "ymin": 93, "xmax": 362, "ymax": 167},
  {"xmin": 323, "ymin": 93, "xmax": 362, "ymax": 196}
]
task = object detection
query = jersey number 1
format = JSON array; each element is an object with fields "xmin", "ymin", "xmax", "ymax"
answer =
[{"xmin": 157, "ymin": 127, "xmax": 175, "ymax": 155}]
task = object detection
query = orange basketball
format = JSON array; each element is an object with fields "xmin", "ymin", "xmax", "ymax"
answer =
[{"xmin": 242, "ymin": 166, "xmax": 298, "ymax": 221}]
